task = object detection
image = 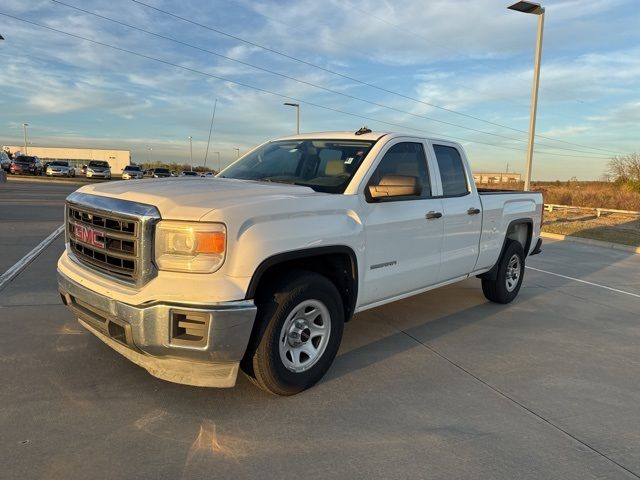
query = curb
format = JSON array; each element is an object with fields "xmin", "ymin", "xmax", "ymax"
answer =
[{"xmin": 541, "ymin": 232, "xmax": 640, "ymax": 255}]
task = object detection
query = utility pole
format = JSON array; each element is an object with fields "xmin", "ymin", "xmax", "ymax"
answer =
[
  {"xmin": 234, "ymin": 147, "xmax": 240, "ymax": 159},
  {"xmin": 22, "ymin": 123, "xmax": 29, "ymax": 154},
  {"xmin": 188, "ymin": 136, "xmax": 193, "ymax": 171},
  {"xmin": 204, "ymin": 98, "xmax": 218, "ymax": 168}
]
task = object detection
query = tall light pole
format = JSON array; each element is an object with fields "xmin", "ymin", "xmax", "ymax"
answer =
[
  {"xmin": 234, "ymin": 147, "xmax": 240, "ymax": 159},
  {"xmin": 508, "ymin": 1, "xmax": 545, "ymax": 191},
  {"xmin": 147, "ymin": 147, "xmax": 153, "ymax": 163},
  {"xmin": 283, "ymin": 102, "xmax": 300, "ymax": 134},
  {"xmin": 214, "ymin": 151, "xmax": 220, "ymax": 173},
  {"xmin": 22, "ymin": 123, "xmax": 29, "ymax": 154},
  {"xmin": 188, "ymin": 136, "xmax": 193, "ymax": 171}
]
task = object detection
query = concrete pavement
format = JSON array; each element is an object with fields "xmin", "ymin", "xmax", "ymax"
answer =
[{"xmin": 1, "ymin": 182, "xmax": 639, "ymax": 479}]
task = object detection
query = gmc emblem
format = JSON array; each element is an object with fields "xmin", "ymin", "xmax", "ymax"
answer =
[{"xmin": 72, "ymin": 223, "xmax": 105, "ymax": 249}]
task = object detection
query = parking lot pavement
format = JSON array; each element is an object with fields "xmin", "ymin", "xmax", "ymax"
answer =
[
  {"xmin": 1, "ymin": 201, "xmax": 640, "ymax": 479},
  {"xmin": 0, "ymin": 180, "xmax": 78, "ymax": 273}
]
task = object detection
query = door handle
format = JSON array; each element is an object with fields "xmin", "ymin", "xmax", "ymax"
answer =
[
  {"xmin": 467, "ymin": 207, "xmax": 481, "ymax": 215},
  {"xmin": 425, "ymin": 211, "xmax": 443, "ymax": 220}
]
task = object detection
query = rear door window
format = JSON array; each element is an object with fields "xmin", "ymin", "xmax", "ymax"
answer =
[{"xmin": 433, "ymin": 145, "xmax": 469, "ymax": 196}]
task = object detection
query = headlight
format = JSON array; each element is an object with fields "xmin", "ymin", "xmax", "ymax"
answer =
[
  {"xmin": 87, "ymin": 168, "xmax": 94, "ymax": 173},
  {"xmin": 155, "ymin": 221, "xmax": 226, "ymax": 273}
]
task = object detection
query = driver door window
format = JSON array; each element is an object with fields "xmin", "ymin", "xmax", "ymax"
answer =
[{"xmin": 367, "ymin": 142, "xmax": 431, "ymax": 200}]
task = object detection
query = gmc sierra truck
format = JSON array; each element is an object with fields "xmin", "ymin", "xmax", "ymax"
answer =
[{"xmin": 58, "ymin": 130, "xmax": 543, "ymax": 395}]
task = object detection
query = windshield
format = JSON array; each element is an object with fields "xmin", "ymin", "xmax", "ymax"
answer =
[
  {"xmin": 50, "ymin": 161, "xmax": 68, "ymax": 166},
  {"xmin": 220, "ymin": 139, "xmax": 375, "ymax": 193},
  {"xmin": 124, "ymin": 165, "xmax": 141, "ymax": 171},
  {"xmin": 88, "ymin": 161, "xmax": 109, "ymax": 168},
  {"xmin": 16, "ymin": 156, "xmax": 36, "ymax": 163}
]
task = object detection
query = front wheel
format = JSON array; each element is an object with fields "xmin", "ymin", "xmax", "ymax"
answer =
[
  {"xmin": 481, "ymin": 240, "xmax": 525, "ymax": 304},
  {"xmin": 243, "ymin": 271, "xmax": 344, "ymax": 396}
]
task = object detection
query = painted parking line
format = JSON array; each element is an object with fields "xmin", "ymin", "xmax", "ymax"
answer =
[
  {"xmin": 0, "ymin": 224, "xmax": 64, "ymax": 292},
  {"xmin": 526, "ymin": 266, "xmax": 640, "ymax": 299}
]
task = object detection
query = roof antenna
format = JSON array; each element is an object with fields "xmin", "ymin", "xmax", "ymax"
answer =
[{"xmin": 355, "ymin": 126, "xmax": 372, "ymax": 135}]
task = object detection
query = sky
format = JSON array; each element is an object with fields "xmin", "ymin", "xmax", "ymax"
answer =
[{"xmin": 0, "ymin": 0, "xmax": 638, "ymax": 179}]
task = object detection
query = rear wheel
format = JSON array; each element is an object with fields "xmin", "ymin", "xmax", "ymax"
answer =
[
  {"xmin": 481, "ymin": 240, "xmax": 525, "ymax": 304},
  {"xmin": 242, "ymin": 271, "xmax": 344, "ymax": 396}
]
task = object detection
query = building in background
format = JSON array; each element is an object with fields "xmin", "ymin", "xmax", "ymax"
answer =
[
  {"xmin": 2, "ymin": 146, "xmax": 131, "ymax": 172},
  {"xmin": 473, "ymin": 172, "xmax": 522, "ymax": 184}
]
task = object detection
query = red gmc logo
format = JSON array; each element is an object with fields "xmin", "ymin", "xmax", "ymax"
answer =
[{"xmin": 72, "ymin": 223, "xmax": 105, "ymax": 249}]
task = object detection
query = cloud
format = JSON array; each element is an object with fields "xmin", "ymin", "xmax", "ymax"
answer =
[{"xmin": 0, "ymin": 0, "xmax": 638, "ymax": 179}]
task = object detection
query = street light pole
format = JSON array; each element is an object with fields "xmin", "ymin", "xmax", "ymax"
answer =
[
  {"xmin": 214, "ymin": 151, "xmax": 220, "ymax": 173},
  {"xmin": 22, "ymin": 123, "xmax": 29, "ymax": 154},
  {"xmin": 188, "ymin": 136, "xmax": 193, "ymax": 171},
  {"xmin": 508, "ymin": 1, "xmax": 545, "ymax": 191},
  {"xmin": 234, "ymin": 147, "xmax": 240, "ymax": 159},
  {"xmin": 283, "ymin": 102, "xmax": 300, "ymax": 134}
]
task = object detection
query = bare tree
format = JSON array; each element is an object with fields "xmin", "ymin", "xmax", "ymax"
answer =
[{"xmin": 608, "ymin": 153, "xmax": 640, "ymax": 182}]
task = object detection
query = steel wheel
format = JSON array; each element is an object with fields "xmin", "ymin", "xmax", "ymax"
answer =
[
  {"xmin": 505, "ymin": 254, "xmax": 521, "ymax": 292},
  {"xmin": 278, "ymin": 299, "xmax": 331, "ymax": 373}
]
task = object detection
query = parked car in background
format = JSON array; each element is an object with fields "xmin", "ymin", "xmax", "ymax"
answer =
[
  {"xmin": 179, "ymin": 170, "xmax": 199, "ymax": 177},
  {"xmin": 150, "ymin": 167, "xmax": 171, "ymax": 178},
  {"xmin": 10, "ymin": 155, "xmax": 43, "ymax": 175},
  {"xmin": 46, "ymin": 160, "xmax": 75, "ymax": 177},
  {"xmin": 122, "ymin": 165, "xmax": 144, "ymax": 180},
  {"xmin": 85, "ymin": 161, "xmax": 111, "ymax": 179},
  {"xmin": 200, "ymin": 172, "xmax": 215, "ymax": 178},
  {"xmin": 79, "ymin": 165, "xmax": 87, "ymax": 176},
  {"xmin": 170, "ymin": 170, "xmax": 178, "ymax": 177},
  {"xmin": 0, "ymin": 151, "xmax": 11, "ymax": 172}
]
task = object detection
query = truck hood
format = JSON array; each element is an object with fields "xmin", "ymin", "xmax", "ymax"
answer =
[{"xmin": 76, "ymin": 178, "xmax": 318, "ymax": 220}]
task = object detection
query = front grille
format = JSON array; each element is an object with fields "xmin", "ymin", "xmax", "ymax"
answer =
[
  {"xmin": 65, "ymin": 193, "xmax": 160, "ymax": 286},
  {"xmin": 68, "ymin": 205, "xmax": 140, "ymax": 281}
]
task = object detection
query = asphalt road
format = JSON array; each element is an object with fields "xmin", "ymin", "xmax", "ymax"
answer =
[
  {"xmin": 0, "ymin": 179, "xmax": 79, "ymax": 273},
  {"xmin": 1, "ymin": 181, "xmax": 640, "ymax": 479}
]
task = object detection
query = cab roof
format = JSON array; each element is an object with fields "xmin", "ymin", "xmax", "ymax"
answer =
[{"xmin": 274, "ymin": 131, "xmax": 456, "ymax": 145}]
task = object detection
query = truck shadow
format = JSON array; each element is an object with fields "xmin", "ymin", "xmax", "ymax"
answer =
[{"xmin": 327, "ymin": 238, "xmax": 638, "ymax": 383}]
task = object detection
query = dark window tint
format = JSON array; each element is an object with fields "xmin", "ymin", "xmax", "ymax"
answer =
[
  {"xmin": 433, "ymin": 145, "xmax": 468, "ymax": 196},
  {"xmin": 16, "ymin": 156, "xmax": 36, "ymax": 163},
  {"xmin": 88, "ymin": 161, "xmax": 109, "ymax": 168},
  {"xmin": 368, "ymin": 142, "xmax": 431, "ymax": 198}
]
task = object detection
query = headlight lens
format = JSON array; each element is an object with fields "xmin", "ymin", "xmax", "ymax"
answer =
[{"xmin": 155, "ymin": 221, "xmax": 226, "ymax": 273}]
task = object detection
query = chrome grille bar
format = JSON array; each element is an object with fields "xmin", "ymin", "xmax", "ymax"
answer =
[{"xmin": 65, "ymin": 192, "xmax": 161, "ymax": 287}]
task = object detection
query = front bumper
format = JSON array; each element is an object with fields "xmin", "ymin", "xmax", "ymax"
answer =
[
  {"xmin": 47, "ymin": 170, "xmax": 69, "ymax": 176},
  {"xmin": 86, "ymin": 171, "xmax": 110, "ymax": 178},
  {"xmin": 57, "ymin": 270, "xmax": 257, "ymax": 387}
]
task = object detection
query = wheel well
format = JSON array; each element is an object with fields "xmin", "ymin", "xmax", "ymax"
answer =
[
  {"xmin": 478, "ymin": 219, "xmax": 532, "ymax": 281},
  {"xmin": 506, "ymin": 222, "xmax": 532, "ymax": 254},
  {"xmin": 246, "ymin": 248, "xmax": 358, "ymax": 321}
]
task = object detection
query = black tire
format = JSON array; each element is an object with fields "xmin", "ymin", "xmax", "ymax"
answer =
[
  {"xmin": 482, "ymin": 240, "xmax": 525, "ymax": 304},
  {"xmin": 242, "ymin": 270, "xmax": 344, "ymax": 396}
]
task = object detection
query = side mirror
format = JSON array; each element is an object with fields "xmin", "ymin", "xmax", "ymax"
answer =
[{"xmin": 368, "ymin": 174, "xmax": 420, "ymax": 199}]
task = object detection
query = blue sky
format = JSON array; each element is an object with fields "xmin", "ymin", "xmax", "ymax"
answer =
[{"xmin": 0, "ymin": 0, "xmax": 638, "ymax": 179}]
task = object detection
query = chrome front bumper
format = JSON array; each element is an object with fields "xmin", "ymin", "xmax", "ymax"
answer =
[{"xmin": 57, "ymin": 271, "xmax": 257, "ymax": 387}]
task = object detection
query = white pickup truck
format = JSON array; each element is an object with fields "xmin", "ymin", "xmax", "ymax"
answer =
[{"xmin": 58, "ymin": 130, "xmax": 543, "ymax": 395}]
